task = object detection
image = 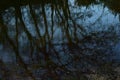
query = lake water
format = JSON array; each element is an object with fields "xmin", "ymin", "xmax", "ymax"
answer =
[{"xmin": 0, "ymin": 0, "xmax": 120, "ymax": 79}]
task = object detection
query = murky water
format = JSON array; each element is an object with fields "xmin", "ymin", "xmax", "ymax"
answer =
[{"xmin": 0, "ymin": 0, "xmax": 120, "ymax": 80}]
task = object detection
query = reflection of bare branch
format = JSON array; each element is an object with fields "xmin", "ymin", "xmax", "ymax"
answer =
[
  {"xmin": 15, "ymin": 6, "xmax": 35, "ymax": 60},
  {"xmin": 90, "ymin": 6, "xmax": 104, "ymax": 26},
  {"xmin": 15, "ymin": 6, "xmax": 33, "ymax": 41},
  {"xmin": 51, "ymin": 4, "xmax": 54, "ymax": 40},
  {"xmin": 29, "ymin": 5, "xmax": 41, "ymax": 39},
  {"xmin": 0, "ymin": 13, "xmax": 36, "ymax": 80}
]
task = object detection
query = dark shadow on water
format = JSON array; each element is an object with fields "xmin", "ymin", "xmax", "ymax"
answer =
[{"xmin": 0, "ymin": 0, "xmax": 120, "ymax": 80}]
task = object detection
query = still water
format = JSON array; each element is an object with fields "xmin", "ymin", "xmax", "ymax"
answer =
[{"xmin": 0, "ymin": 0, "xmax": 120, "ymax": 80}]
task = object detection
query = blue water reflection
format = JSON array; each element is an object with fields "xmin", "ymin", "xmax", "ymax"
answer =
[{"xmin": 0, "ymin": 0, "xmax": 120, "ymax": 79}]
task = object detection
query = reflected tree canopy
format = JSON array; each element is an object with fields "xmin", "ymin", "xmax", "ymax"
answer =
[
  {"xmin": 101, "ymin": 0, "xmax": 120, "ymax": 14},
  {"xmin": 0, "ymin": 0, "xmax": 120, "ymax": 80},
  {"xmin": 75, "ymin": 0, "xmax": 97, "ymax": 6}
]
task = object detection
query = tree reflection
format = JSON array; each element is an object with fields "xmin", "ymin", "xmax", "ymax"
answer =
[
  {"xmin": 0, "ymin": 0, "xmax": 120, "ymax": 80},
  {"xmin": 101, "ymin": 0, "xmax": 120, "ymax": 14},
  {"xmin": 75, "ymin": 0, "xmax": 97, "ymax": 6}
]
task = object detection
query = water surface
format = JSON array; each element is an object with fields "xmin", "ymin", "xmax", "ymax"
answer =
[{"xmin": 0, "ymin": 0, "xmax": 120, "ymax": 80}]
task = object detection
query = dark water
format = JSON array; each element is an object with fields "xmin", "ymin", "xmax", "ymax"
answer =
[{"xmin": 0, "ymin": 0, "xmax": 120, "ymax": 80}]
